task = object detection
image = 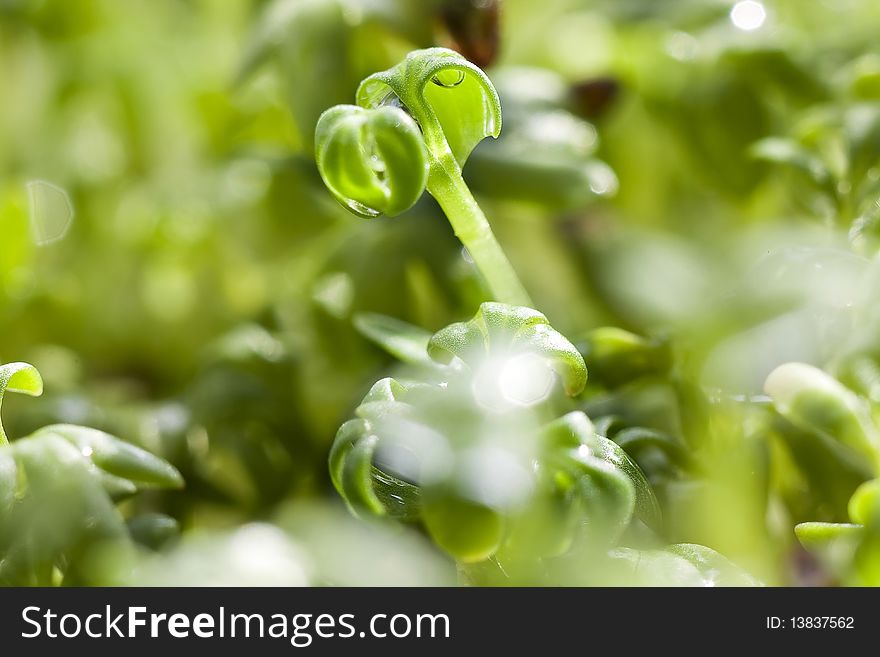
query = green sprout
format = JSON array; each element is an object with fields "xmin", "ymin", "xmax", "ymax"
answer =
[
  {"xmin": 329, "ymin": 303, "xmax": 662, "ymax": 566},
  {"xmin": 315, "ymin": 51, "xmax": 759, "ymax": 583},
  {"xmin": 315, "ymin": 47, "xmax": 532, "ymax": 307}
]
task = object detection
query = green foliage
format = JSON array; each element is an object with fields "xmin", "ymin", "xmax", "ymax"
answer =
[
  {"xmin": 7, "ymin": 0, "xmax": 880, "ymax": 588},
  {"xmin": 765, "ymin": 362, "xmax": 880, "ymax": 470},
  {"xmin": 0, "ymin": 362, "xmax": 43, "ymax": 444},
  {"xmin": 329, "ymin": 306, "xmax": 670, "ymax": 575},
  {"xmin": 0, "ymin": 362, "xmax": 182, "ymax": 585},
  {"xmin": 315, "ymin": 105, "xmax": 429, "ymax": 217},
  {"xmin": 357, "ymin": 47, "xmax": 502, "ymax": 168},
  {"xmin": 315, "ymin": 47, "xmax": 530, "ymax": 306},
  {"xmin": 427, "ymin": 302, "xmax": 587, "ymax": 396}
]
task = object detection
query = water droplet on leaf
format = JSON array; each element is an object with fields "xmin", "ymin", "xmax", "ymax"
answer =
[{"xmin": 431, "ymin": 69, "xmax": 465, "ymax": 88}]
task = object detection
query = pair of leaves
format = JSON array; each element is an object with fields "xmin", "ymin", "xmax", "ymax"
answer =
[{"xmin": 315, "ymin": 47, "xmax": 501, "ymax": 218}]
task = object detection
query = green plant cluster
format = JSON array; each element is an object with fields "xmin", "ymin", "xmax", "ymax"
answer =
[{"xmin": 3, "ymin": 0, "xmax": 880, "ymax": 586}]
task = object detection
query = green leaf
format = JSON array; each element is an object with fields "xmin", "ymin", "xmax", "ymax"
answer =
[
  {"xmin": 428, "ymin": 302, "xmax": 587, "ymax": 397},
  {"xmin": 665, "ymin": 544, "xmax": 763, "ymax": 586},
  {"xmin": 421, "ymin": 493, "xmax": 504, "ymax": 563},
  {"xmin": 127, "ymin": 513, "xmax": 180, "ymax": 551},
  {"xmin": 315, "ymin": 104, "xmax": 429, "ymax": 217},
  {"xmin": 353, "ymin": 312, "xmax": 433, "ymax": 365},
  {"xmin": 609, "ymin": 544, "xmax": 761, "ymax": 586},
  {"xmin": 612, "ymin": 427, "xmax": 690, "ymax": 469},
  {"xmin": 577, "ymin": 327, "xmax": 672, "ymax": 388},
  {"xmin": 33, "ymin": 424, "xmax": 183, "ymax": 490},
  {"xmin": 541, "ymin": 412, "xmax": 658, "ymax": 532},
  {"xmin": 0, "ymin": 362, "xmax": 43, "ymax": 397},
  {"xmin": 764, "ymin": 362, "xmax": 880, "ymax": 468},
  {"xmin": 590, "ymin": 433, "xmax": 662, "ymax": 530},
  {"xmin": 0, "ymin": 432, "xmax": 129, "ymax": 585},
  {"xmin": 329, "ymin": 418, "xmax": 371, "ymax": 495},
  {"xmin": 795, "ymin": 522, "xmax": 863, "ymax": 579},
  {"xmin": 566, "ymin": 451, "xmax": 635, "ymax": 545},
  {"xmin": 848, "ymin": 478, "xmax": 880, "ymax": 526},
  {"xmin": 329, "ymin": 380, "xmax": 440, "ymax": 521},
  {"xmin": 750, "ymin": 137, "xmax": 829, "ymax": 184},
  {"xmin": 0, "ymin": 362, "xmax": 43, "ymax": 444},
  {"xmin": 341, "ymin": 433, "xmax": 385, "ymax": 516},
  {"xmin": 356, "ymin": 47, "xmax": 501, "ymax": 167}
]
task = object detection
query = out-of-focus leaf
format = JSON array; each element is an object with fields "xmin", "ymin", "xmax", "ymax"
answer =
[
  {"xmin": 127, "ymin": 513, "xmax": 180, "ymax": 551},
  {"xmin": 665, "ymin": 543, "xmax": 763, "ymax": 586},
  {"xmin": 795, "ymin": 522, "xmax": 863, "ymax": 580},
  {"xmin": 608, "ymin": 544, "xmax": 761, "ymax": 586},
  {"xmin": 36, "ymin": 424, "xmax": 183, "ymax": 490},
  {"xmin": 467, "ymin": 68, "xmax": 617, "ymax": 209},
  {"xmin": 125, "ymin": 523, "xmax": 309, "ymax": 586},
  {"xmin": 354, "ymin": 312, "xmax": 433, "ymax": 365},
  {"xmin": 848, "ymin": 478, "xmax": 880, "ymax": 526},
  {"xmin": 422, "ymin": 493, "xmax": 504, "ymax": 563},
  {"xmin": 765, "ymin": 362, "xmax": 880, "ymax": 468},
  {"xmin": 0, "ymin": 433, "xmax": 129, "ymax": 585},
  {"xmin": 577, "ymin": 327, "xmax": 671, "ymax": 388},
  {"xmin": 750, "ymin": 137, "xmax": 830, "ymax": 184}
]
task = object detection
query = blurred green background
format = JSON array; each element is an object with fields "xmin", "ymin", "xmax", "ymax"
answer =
[{"xmin": 4, "ymin": 0, "xmax": 880, "ymax": 585}]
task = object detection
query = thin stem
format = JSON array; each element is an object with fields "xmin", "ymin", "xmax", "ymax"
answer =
[{"xmin": 428, "ymin": 155, "xmax": 533, "ymax": 307}]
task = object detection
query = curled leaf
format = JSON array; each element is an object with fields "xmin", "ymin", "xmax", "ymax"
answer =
[
  {"xmin": 329, "ymin": 418, "xmax": 372, "ymax": 501},
  {"xmin": 356, "ymin": 47, "xmax": 501, "ymax": 166},
  {"xmin": 0, "ymin": 362, "xmax": 43, "ymax": 444},
  {"xmin": 342, "ymin": 434, "xmax": 385, "ymax": 516},
  {"xmin": 428, "ymin": 302, "xmax": 587, "ymax": 396},
  {"xmin": 0, "ymin": 362, "xmax": 43, "ymax": 398},
  {"xmin": 541, "ymin": 412, "xmax": 660, "ymax": 530},
  {"xmin": 315, "ymin": 104, "xmax": 429, "ymax": 217}
]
